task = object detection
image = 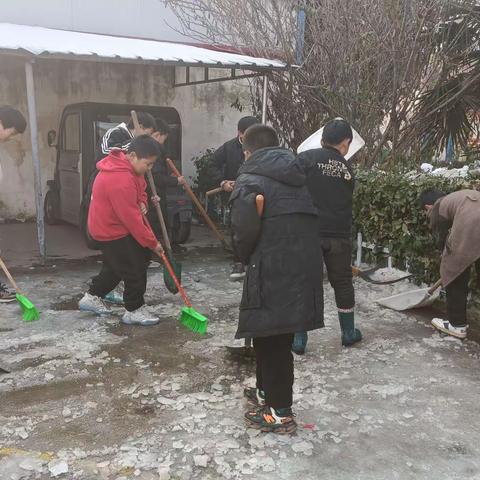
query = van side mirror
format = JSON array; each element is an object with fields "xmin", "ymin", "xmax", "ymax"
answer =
[{"xmin": 47, "ymin": 130, "xmax": 57, "ymax": 147}]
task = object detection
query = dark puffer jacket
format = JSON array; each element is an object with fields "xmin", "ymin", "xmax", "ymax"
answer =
[{"xmin": 230, "ymin": 147, "xmax": 324, "ymax": 339}]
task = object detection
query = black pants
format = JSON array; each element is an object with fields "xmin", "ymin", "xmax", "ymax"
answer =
[
  {"xmin": 253, "ymin": 333, "xmax": 294, "ymax": 409},
  {"xmin": 321, "ymin": 236, "xmax": 354, "ymax": 310},
  {"xmin": 89, "ymin": 235, "xmax": 150, "ymax": 312}
]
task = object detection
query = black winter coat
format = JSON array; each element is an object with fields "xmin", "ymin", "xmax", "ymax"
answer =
[
  {"xmin": 230, "ymin": 147, "xmax": 324, "ymax": 339},
  {"xmin": 297, "ymin": 146, "xmax": 355, "ymax": 238},
  {"xmin": 210, "ymin": 137, "xmax": 245, "ymax": 186}
]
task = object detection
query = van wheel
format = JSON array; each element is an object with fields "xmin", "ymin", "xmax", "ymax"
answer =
[{"xmin": 44, "ymin": 190, "xmax": 60, "ymax": 225}]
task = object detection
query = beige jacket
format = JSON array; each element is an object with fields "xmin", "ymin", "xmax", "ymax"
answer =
[{"xmin": 430, "ymin": 189, "xmax": 480, "ymax": 286}]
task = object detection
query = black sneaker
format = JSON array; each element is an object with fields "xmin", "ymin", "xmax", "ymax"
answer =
[
  {"xmin": 230, "ymin": 263, "xmax": 245, "ymax": 281},
  {"xmin": 243, "ymin": 387, "xmax": 266, "ymax": 407},
  {"xmin": 245, "ymin": 406, "xmax": 297, "ymax": 434},
  {"xmin": 0, "ymin": 283, "xmax": 16, "ymax": 303}
]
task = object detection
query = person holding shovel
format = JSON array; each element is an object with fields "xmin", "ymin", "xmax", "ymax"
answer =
[
  {"xmin": 295, "ymin": 119, "xmax": 362, "ymax": 354},
  {"xmin": 420, "ymin": 189, "xmax": 480, "ymax": 339},
  {"xmin": 149, "ymin": 119, "xmax": 186, "ymax": 244},
  {"xmin": 0, "ymin": 106, "xmax": 27, "ymax": 303},
  {"xmin": 210, "ymin": 116, "xmax": 259, "ymax": 280},
  {"xmin": 230, "ymin": 124, "xmax": 323, "ymax": 434}
]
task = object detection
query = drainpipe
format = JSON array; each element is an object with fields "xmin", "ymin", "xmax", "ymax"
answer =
[
  {"xmin": 25, "ymin": 60, "xmax": 46, "ymax": 264},
  {"xmin": 296, "ymin": 6, "xmax": 306, "ymax": 66},
  {"xmin": 261, "ymin": 74, "xmax": 268, "ymax": 124}
]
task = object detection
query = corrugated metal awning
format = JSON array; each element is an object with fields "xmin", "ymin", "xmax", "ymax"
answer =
[{"xmin": 0, "ymin": 23, "xmax": 287, "ymax": 71}]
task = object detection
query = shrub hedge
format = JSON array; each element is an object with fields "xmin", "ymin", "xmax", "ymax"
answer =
[{"xmin": 353, "ymin": 170, "xmax": 480, "ymax": 284}]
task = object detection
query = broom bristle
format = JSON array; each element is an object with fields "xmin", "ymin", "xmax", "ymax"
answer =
[
  {"xmin": 180, "ymin": 307, "xmax": 208, "ymax": 335},
  {"xmin": 16, "ymin": 294, "xmax": 40, "ymax": 322}
]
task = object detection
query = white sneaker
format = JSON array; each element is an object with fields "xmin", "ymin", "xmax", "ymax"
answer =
[
  {"xmin": 122, "ymin": 305, "xmax": 159, "ymax": 326},
  {"xmin": 230, "ymin": 263, "xmax": 246, "ymax": 281},
  {"xmin": 79, "ymin": 293, "xmax": 112, "ymax": 316},
  {"xmin": 431, "ymin": 318, "xmax": 467, "ymax": 339}
]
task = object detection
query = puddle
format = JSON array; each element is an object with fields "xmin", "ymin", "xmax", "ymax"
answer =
[{"xmin": 52, "ymin": 294, "xmax": 83, "ymax": 311}]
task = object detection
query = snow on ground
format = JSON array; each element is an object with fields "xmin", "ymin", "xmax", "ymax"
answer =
[{"xmin": 1, "ymin": 244, "xmax": 480, "ymax": 480}]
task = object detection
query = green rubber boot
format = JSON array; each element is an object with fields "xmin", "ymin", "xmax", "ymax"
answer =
[
  {"xmin": 339, "ymin": 310, "xmax": 362, "ymax": 347},
  {"xmin": 292, "ymin": 332, "xmax": 308, "ymax": 355}
]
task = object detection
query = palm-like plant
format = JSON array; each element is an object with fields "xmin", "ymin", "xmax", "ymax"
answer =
[{"xmin": 413, "ymin": 1, "xmax": 480, "ymax": 153}]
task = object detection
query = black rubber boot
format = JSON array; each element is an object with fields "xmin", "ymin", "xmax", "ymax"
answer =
[{"xmin": 339, "ymin": 311, "xmax": 362, "ymax": 347}]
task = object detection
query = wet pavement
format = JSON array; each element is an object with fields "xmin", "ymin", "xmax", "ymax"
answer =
[{"xmin": 1, "ymin": 231, "xmax": 480, "ymax": 479}]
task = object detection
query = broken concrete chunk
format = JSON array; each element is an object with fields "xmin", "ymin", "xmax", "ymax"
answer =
[
  {"xmin": 292, "ymin": 441, "xmax": 314, "ymax": 454},
  {"xmin": 193, "ymin": 455, "xmax": 210, "ymax": 467},
  {"xmin": 48, "ymin": 460, "xmax": 69, "ymax": 477}
]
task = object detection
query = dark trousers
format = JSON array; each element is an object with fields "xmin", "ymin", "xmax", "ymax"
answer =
[
  {"xmin": 253, "ymin": 333, "xmax": 294, "ymax": 409},
  {"xmin": 446, "ymin": 266, "xmax": 472, "ymax": 326},
  {"xmin": 89, "ymin": 235, "xmax": 150, "ymax": 312},
  {"xmin": 321, "ymin": 236, "xmax": 354, "ymax": 310}
]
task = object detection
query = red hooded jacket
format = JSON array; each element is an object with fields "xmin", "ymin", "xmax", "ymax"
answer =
[{"xmin": 88, "ymin": 150, "xmax": 158, "ymax": 250}]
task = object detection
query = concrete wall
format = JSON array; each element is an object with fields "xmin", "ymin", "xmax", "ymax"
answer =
[
  {"xmin": 0, "ymin": 57, "xmax": 251, "ymax": 219},
  {"xmin": 0, "ymin": 0, "xmax": 193, "ymax": 43}
]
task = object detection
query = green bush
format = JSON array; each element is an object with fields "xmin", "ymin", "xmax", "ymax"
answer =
[
  {"xmin": 353, "ymin": 169, "xmax": 480, "ymax": 284},
  {"xmin": 190, "ymin": 149, "xmax": 217, "ymax": 196}
]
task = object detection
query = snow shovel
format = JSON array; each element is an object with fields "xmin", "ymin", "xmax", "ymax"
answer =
[
  {"xmin": 143, "ymin": 215, "xmax": 208, "ymax": 334},
  {"xmin": 376, "ymin": 279, "xmax": 442, "ymax": 311},
  {"xmin": 352, "ymin": 266, "xmax": 413, "ymax": 284},
  {"xmin": 0, "ymin": 256, "xmax": 39, "ymax": 322},
  {"xmin": 130, "ymin": 110, "xmax": 181, "ymax": 294},
  {"xmin": 166, "ymin": 158, "xmax": 233, "ymax": 253},
  {"xmin": 145, "ymin": 170, "xmax": 181, "ymax": 295}
]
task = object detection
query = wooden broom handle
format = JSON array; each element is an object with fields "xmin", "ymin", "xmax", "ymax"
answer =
[
  {"xmin": 166, "ymin": 158, "xmax": 227, "ymax": 244},
  {"xmin": 255, "ymin": 194, "xmax": 265, "ymax": 216},
  {"xmin": 0, "ymin": 256, "xmax": 20, "ymax": 293},
  {"xmin": 130, "ymin": 110, "xmax": 173, "ymax": 252},
  {"xmin": 142, "ymin": 213, "xmax": 191, "ymax": 307},
  {"xmin": 428, "ymin": 279, "xmax": 443, "ymax": 295},
  {"xmin": 206, "ymin": 187, "xmax": 223, "ymax": 197},
  {"xmin": 146, "ymin": 171, "xmax": 172, "ymax": 252}
]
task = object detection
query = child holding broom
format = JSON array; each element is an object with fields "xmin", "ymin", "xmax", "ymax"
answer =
[
  {"xmin": 0, "ymin": 106, "xmax": 27, "ymax": 303},
  {"xmin": 78, "ymin": 135, "xmax": 164, "ymax": 326},
  {"xmin": 230, "ymin": 124, "xmax": 324, "ymax": 434}
]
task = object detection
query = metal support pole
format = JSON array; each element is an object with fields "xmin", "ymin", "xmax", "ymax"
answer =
[
  {"xmin": 387, "ymin": 256, "xmax": 393, "ymax": 271},
  {"xmin": 356, "ymin": 232, "xmax": 362, "ymax": 267},
  {"xmin": 25, "ymin": 61, "xmax": 46, "ymax": 263},
  {"xmin": 261, "ymin": 75, "xmax": 268, "ymax": 124}
]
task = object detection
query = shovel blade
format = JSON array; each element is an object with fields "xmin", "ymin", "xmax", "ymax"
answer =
[
  {"xmin": 163, "ymin": 252, "xmax": 182, "ymax": 294},
  {"xmin": 376, "ymin": 287, "xmax": 439, "ymax": 311}
]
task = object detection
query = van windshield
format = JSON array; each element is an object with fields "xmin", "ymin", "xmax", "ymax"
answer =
[{"xmin": 94, "ymin": 121, "xmax": 121, "ymax": 147}]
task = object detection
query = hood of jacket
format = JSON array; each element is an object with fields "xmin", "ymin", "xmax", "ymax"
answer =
[
  {"xmin": 96, "ymin": 150, "xmax": 134, "ymax": 173},
  {"xmin": 238, "ymin": 147, "xmax": 305, "ymax": 187}
]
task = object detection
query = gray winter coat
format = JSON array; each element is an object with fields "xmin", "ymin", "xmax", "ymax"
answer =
[{"xmin": 230, "ymin": 147, "xmax": 324, "ymax": 339}]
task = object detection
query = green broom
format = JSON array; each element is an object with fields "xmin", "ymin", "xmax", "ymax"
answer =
[
  {"xmin": 158, "ymin": 249, "xmax": 208, "ymax": 334},
  {"xmin": 0, "ymin": 256, "xmax": 40, "ymax": 322},
  {"xmin": 142, "ymin": 214, "xmax": 207, "ymax": 335}
]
